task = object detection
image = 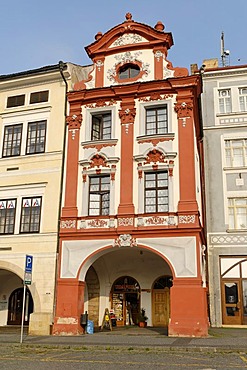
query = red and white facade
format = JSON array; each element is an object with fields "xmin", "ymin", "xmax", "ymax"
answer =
[{"xmin": 53, "ymin": 13, "xmax": 208, "ymax": 337}]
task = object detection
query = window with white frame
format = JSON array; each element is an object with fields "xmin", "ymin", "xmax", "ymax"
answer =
[
  {"xmin": 144, "ymin": 171, "xmax": 168, "ymax": 213},
  {"xmin": 6, "ymin": 94, "xmax": 25, "ymax": 108},
  {"xmin": 26, "ymin": 120, "xmax": 46, "ymax": 154},
  {"xmin": 228, "ymin": 198, "xmax": 247, "ymax": 230},
  {"xmin": 239, "ymin": 88, "xmax": 247, "ymax": 112},
  {"xmin": 145, "ymin": 106, "xmax": 168, "ymax": 135},
  {"xmin": 225, "ymin": 139, "xmax": 247, "ymax": 167},
  {"xmin": 88, "ymin": 175, "xmax": 110, "ymax": 216},
  {"xmin": 2, "ymin": 124, "xmax": 23, "ymax": 157},
  {"xmin": 91, "ymin": 112, "xmax": 111, "ymax": 140},
  {"xmin": 0, "ymin": 199, "xmax": 16, "ymax": 234},
  {"xmin": 20, "ymin": 197, "xmax": 42, "ymax": 233},
  {"xmin": 219, "ymin": 89, "xmax": 232, "ymax": 114},
  {"xmin": 30, "ymin": 90, "xmax": 49, "ymax": 104}
]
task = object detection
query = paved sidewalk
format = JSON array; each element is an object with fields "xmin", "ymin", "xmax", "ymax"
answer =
[{"xmin": 0, "ymin": 326, "xmax": 247, "ymax": 353}]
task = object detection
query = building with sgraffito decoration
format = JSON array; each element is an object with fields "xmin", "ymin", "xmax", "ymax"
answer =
[{"xmin": 53, "ymin": 13, "xmax": 208, "ymax": 337}]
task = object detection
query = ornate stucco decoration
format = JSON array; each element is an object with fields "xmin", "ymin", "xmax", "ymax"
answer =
[
  {"xmin": 174, "ymin": 101, "xmax": 193, "ymax": 127},
  {"xmin": 139, "ymin": 93, "xmax": 173, "ymax": 102},
  {"xmin": 89, "ymin": 154, "xmax": 109, "ymax": 169},
  {"xmin": 107, "ymin": 51, "xmax": 150, "ymax": 83},
  {"xmin": 80, "ymin": 154, "xmax": 119, "ymax": 182},
  {"xmin": 119, "ymin": 107, "xmax": 136, "ymax": 134},
  {"xmin": 154, "ymin": 50, "xmax": 163, "ymax": 62},
  {"xmin": 81, "ymin": 139, "xmax": 118, "ymax": 152},
  {"xmin": 113, "ymin": 234, "xmax": 137, "ymax": 247},
  {"xmin": 118, "ymin": 217, "xmax": 134, "ymax": 227},
  {"xmin": 95, "ymin": 60, "xmax": 104, "ymax": 71},
  {"xmin": 110, "ymin": 33, "xmax": 145, "ymax": 48},
  {"xmin": 85, "ymin": 99, "xmax": 116, "ymax": 109},
  {"xmin": 60, "ymin": 220, "xmax": 76, "ymax": 229},
  {"xmin": 178, "ymin": 215, "xmax": 196, "ymax": 224},
  {"xmin": 87, "ymin": 219, "xmax": 108, "ymax": 228},
  {"xmin": 144, "ymin": 149, "xmax": 165, "ymax": 164},
  {"xmin": 66, "ymin": 114, "xmax": 83, "ymax": 140},
  {"xmin": 135, "ymin": 149, "xmax": 176, "ymax": 178},
  {"xmin": 210, "ymin": 234, "xmax": 247, "ymax": 245}
]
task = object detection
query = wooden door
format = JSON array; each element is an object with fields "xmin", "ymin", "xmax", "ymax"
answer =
[
  {"xmin": 7, "ymin": 287, "xmax": 33, "ymax": 325},
  {"xmin": 222, "ymin": 281, "xmax": 242, "ymax": 325},
  {"xmin": 152, "ymin": 287, "xmax": 170, "ymax": 326}
]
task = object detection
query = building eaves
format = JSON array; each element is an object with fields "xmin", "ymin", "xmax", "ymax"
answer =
[{"xmin": 0, "ymin": 63, "xmax": 65, "ymax": 81}]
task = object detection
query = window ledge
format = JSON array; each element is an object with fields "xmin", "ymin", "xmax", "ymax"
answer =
[
  {"xmin": 216, "ymin": 111, "xmax": 247, "ymax": 117},
  {"xmin": 226, "ymin": 229, "xmax": 247, "ymax": 233},
  {"xmin": 81, "ymin": 139, "xmax": 118, "ymax": 149},
  {"xmin": 137, "ymin": 133, "xmax": 175, "ymax": 144},
  {"xmin": 223, "ymin": 166, "xmax": 247, "ymax": 171}
]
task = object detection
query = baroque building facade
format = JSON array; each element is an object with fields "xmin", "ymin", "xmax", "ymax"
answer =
[
  {"xmin": 202, "ymin": 62, "xmax": 247, "ymax": 327},
  {"xmin": 0, "ymin": 63, "xmax": 83, "ymax": 334},
  {"xmin": 53, "ymin": 13, "xmax": 208, "ymax": 337}
]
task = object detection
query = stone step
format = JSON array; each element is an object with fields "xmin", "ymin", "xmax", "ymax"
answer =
[{"xmin": 0, "ymin": 325, "xmax": 28, "ymax": 334}]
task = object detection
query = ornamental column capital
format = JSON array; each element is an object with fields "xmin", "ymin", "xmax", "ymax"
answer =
[{"xmin": 66, "ymin": 114, "xmax": 82, "ymax": 130}]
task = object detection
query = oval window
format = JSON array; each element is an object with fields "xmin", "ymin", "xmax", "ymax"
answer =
[{"xmin": 118, "ymin": 64, "xmax": 140, "ymax": 80}]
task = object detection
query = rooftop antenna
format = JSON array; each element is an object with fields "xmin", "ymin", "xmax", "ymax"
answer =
[{"xmin": 221, "ymin": 32, "xmax": 230, "ymax": 67}]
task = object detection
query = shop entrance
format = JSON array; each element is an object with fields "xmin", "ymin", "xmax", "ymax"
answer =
[
  {"xmin": 7, "ymin": 287, "xmax": 33, "ymax": 325},
  {"xmin": 221, "ymin": 258, "xmax": 247, "ymax": 325},
  {"xmin": 111, "ymin": 276, "xmax": 140, "ymax": 326},
  {"xmin": 152, "ymin": 276, "xmax": 173, "ymax": 327}
]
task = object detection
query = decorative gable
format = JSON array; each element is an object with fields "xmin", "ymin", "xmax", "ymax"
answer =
[{"xmin": 74, "ymin": 13, "xmax": 188, "ymax": 91}]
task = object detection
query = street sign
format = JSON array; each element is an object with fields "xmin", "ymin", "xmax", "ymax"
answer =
[{"xmin": 24, "ymin": 255, "xmax": 33, "ymax": 285}]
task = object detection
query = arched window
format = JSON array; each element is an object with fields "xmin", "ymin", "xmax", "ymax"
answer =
[{"xmin": 118, "ymin": 64, "xmax": 140, "ymax": 80}]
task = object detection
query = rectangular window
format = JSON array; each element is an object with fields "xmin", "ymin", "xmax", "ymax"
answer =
[
  {"xmin": 0, "ymin": 199, "xmax": 16, "ymax": 234},
  {"xmin": 26, "ymin": 120, "xmax": 46, "ymax": 154},
  {"xmin": 239, "ymin": 88, "xmax": 247, "ymax": 112},
  {"xmin": 89, "ymin": 176, "xmax": 110, "ymax": 216},
  {"xmin": 145, "ymin": 172, "xmax": 168, "ymax": 213},
  {"xmin": 228, "ymin": 198, "xmax": 247, "ymax": 230},
  {"xmin": 145, "ymin": 106, "xmax": 168, "ymax": 135},
  {"xmin": 219, "ymin": 89, "xmax": 232, "ymax": 113},
  {"xmin": 20, "ymin": 197, "xmax": 42, "ymax": 233},
  {"xmin": 6, "ymin": 94, "xmax": 25, "ymax": 108},
  {"xmin": 91, "ymin": 113, "xmax": 111, "ymax": 140},
  {"xmin": 225, "ymin": 139, "xmax": 247, "ymax": 167},
  {"xmin": 30, "ymin": 90, "xmax": 49, "ymax": 104},
  {"xmin": 2, "ymin": 124, "xmax": 22, "ymax": 157}
]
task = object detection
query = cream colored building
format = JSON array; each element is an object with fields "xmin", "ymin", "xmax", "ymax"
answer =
[{"xmin": 0, "ymin": 63, "xmax": 84, "ymax": 334}]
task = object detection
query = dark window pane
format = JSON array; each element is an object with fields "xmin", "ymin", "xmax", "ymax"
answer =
[
  {"xmin": 118, "ymin": 64, "xmax": 140, "ymax": 79},
  {"xmin": 89, "ymin": 176, "xmax": 110, "ymax": 216},
  {"xmin": 20, "ymin": 197, "xmax": 41, "ymax": 233},
  {"xmin": 145, "ymin": 106, "xmax": 168, "ymax": 135},
  {"xmin": 0, "ymin": 199, "xmax": 16, "ymax": 234},
  {"xmin": 7, "ymin": 95, "xmax": 25, "ymax": 108},
  {"xmin": 30, "ymin": 91, "xmax": 49, "ymax": 104},
  {"xmin": 2, "ymin": 124, "xmax": 22, "ymax": 157},
  {"xmin": 26, "ymin": 121, "xmax": 46, "ymax": 154},
  {"xmin": 144, "ymin": 172, "xmax": 168, "ymax": 213},
  {"xmin": 91, "ymin": 113, "xmax": 111, "ymax": 140}
]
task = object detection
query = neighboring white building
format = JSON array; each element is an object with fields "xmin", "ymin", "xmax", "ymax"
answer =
[
  {"xmin": 0, "ymin": 63, "xmax": 84, "ymax": 334},
  {"xmin": 202, "ymin": 60, "xmax": 247, "ymax": 327}
]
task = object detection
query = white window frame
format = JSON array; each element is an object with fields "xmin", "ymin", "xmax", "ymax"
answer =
[
  {"xmin": 0, "ymin": 184, "xmax": 46, "ymax": 234},
  {"xmin": 1, "ymin": 110, "xmax": 50, "ymax": 157},
  {"xmin": 218, "ymin": 89, "xmax": 232, "ymax": 114},
  {"xmin": 84, "ymin": 106, "xmax": 116, "ymax": 142},
  {"xmin": 224, "ymin": 138, "xmax": 247, "ymax": 168},
  {"xmin": 138, "ymin": 100, "xmax": 173, "ymax": 137},
  {"xmin": 239, "ymin": 87, "xmax": 247, "ymax": 112},
  {"xmin": 228, "ymin": 197, "xmax": 247, "ymax": 230}
]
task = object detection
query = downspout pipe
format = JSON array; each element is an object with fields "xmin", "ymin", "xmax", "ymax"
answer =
[{"xmin": 52, "ymin": 61, "xmax": 68, "ymax": 324}]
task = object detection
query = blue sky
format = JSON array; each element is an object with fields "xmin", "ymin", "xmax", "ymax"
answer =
[{"xmin": 1, "ymin": 0, "xmax": 246, "ymax": 75}]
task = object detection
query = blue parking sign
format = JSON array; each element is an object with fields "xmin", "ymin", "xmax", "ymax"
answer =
[{"xmin": 25, "ymin": 255, "xmax": 33, "ymax": 273}]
